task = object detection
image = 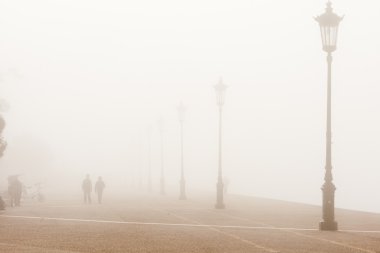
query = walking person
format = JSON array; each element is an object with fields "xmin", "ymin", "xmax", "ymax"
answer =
[
  {"xmin": 82, "ymin": 174, "xmax": 92, "ymax": 204},
  {"xmin": 95, "ymin": 176, "xmax": 105, "ymax": 204},
  {"xmin": 8, "ymin": 175, "xmax": 22, "ymax": 207},
  {"xmin": 0, "ymin": 196, "xmax": 5, "ymax": 210}
]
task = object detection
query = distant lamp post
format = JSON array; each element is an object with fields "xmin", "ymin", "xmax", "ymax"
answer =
[
  {"xmin": 214, "ymin": 78, "xmax": 227, "ymax": 209},
  {"xmin": 177, "ymin": 101, "xmax": 187, "ymax": 200},
  {"xmin": 158, "ymin": 117, "xmax": 165, "ymax": 195},
  {"xmin": 315, "ymin": 1, "xmax": 343, "ymax": 231},
  {"xmin": 147, "ymin": 126, "xmax": 152, "ymax": 193}
]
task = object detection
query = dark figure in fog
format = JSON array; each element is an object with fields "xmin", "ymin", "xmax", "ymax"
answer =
[
  {"xmin": 82, "ymin": 174, "xmax": 92, "ymax": 204},
  {"xmin": 8, "ymin": 176, "xmax": 22, "ymax": 207},
  {"xmin": 95, "ymin": 177, "xmax": 105, "ymax": 204},
  {"xmin": 0, "ymin": 196, "xmax": 5, "ymax": 210}
]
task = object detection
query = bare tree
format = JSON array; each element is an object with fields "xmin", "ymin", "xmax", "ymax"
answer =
[{"xmin": 0, "ymin": 114, "xmax": 6, "ymax": 209}]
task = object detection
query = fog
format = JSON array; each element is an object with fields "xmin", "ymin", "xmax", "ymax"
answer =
[{"xmin": 0, "ymin": 0, "xmax": 380, "ymax": 212}]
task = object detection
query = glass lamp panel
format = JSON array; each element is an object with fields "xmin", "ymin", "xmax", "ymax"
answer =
[
  {"xmin": 214, "ymin": 85, "xmax": 226, "ymax": 106},
  {"xmin": 315, "ymin": 2, "xmax": 342, "ymax": 53},
  {"xmin": 320, "ymin": 25, "xmax": 338, "ymax": 52}
]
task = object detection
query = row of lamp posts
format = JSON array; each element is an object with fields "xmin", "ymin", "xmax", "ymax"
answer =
[
  {"xmin": 145, "ymin": 1, "xmax": 342, "ymax": 232},
  {"xmin": 214, "ymin": 2, "xmax": 344, "ymax": 219},
  {"xmin": 209, "ymin": 2, "xmax": 343, "ymax": 231},
  {"xmin": 146, "ymin": 77, "xmax": 226, "ymax": 205}
]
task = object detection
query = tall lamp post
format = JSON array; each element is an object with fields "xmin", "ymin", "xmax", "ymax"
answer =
[
  {"xmin": 315, "ymin": 1, "xmax": 343, "ymax": 231},
  {"xmin": 214, "ymin": 78, "xmax": 227, "ymax": 209},
  {"xmin": 158, "ymin": 117, "xmax": 165, "ymax": 195},
  {"xmin": 177, "ymin": 101, "xmax": 187, "ymax": 200}
]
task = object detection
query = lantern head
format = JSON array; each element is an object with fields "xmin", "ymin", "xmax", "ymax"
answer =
[
  {"xmin": 214, "ymin": 78, "xmax": 227, "ymax": 107},
  {"xmin": 315, "ymin": 1, "xmax": 343, "ymax": 53}
]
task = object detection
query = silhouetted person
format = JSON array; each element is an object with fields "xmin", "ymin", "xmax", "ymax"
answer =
[
  {"xmin": 8, "ymin": 176, "xmax": 22, "ymax": 207},
  {"xmin": 82, "ymin": 174, "xmax": 92, "ymax": 204},
  {"xmin": 95, "ymin": 176, "xmax": 105, "ymax": 204}
]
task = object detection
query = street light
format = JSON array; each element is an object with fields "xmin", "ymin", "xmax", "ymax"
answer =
[
  {"xmin": 315, "ymin": 1, "xmax": 343, "ymax": 231},
  {"xmin": 157, "ymin": 117, "xmax": 165, "ymax": 195},
  {"xmin": 214, "ymin": 78, "xmax": 227, "ymax": 209},
  {"xmin": 177, "ymin": 101, "xmax": 187, "ymax": 200}
]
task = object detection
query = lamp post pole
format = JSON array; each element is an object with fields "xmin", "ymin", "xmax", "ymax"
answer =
[
  {"xmin": 158, "ymin": 117, "xmax": 165, "ymax": 195},
  {"xmin": 315, "ymin": 1, "xmax": 343, "ymax": 231},
  {"xmin": 178, "ymin": 102, "xmax": 187, "ymax": 200},
  {"xmin": 214, "ymin": 78, "xmax": 227, "ymax": 209},
  {"xmin": 148, "ymin": 126, "xmax": 152, "ymax": 193},
  {"xmin": 320, "ymin": 50, "xmax": 337, "ymax": 231}
]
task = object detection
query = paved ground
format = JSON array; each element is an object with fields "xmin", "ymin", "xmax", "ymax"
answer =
[{"xmin": 1, "ymin": 193, "xmax": 380, "ymax": 253}]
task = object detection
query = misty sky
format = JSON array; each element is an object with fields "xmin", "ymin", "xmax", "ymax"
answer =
[{"xmin": 0, "ymin": 0, "xmax": 380, "ymax": 212}]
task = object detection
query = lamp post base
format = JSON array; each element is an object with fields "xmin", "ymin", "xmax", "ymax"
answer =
[
  {"xmin": 319, "ymin": 221, "xmax": 338, "ymax": 231},
  {"xmin": 215, "ymin": 203, "xmax": 225, "ymax": 209},
  {"xmin": 215, "ymin": 181, "xmax": 225, "ymax": 209},
  {"xmin": 179, "ymin": 179, "xmax": 186, "ymax": 200}
]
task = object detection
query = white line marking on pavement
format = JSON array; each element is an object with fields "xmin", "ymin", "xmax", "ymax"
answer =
[
  {"xmin": 289, "ymin": 231, "xmax": 377, "ymax": 253},
  {"xmin": 163, "ymin": 211, "xmax": 280, "ymax": 253},
  {"xmin": 3, "ymin": 214, "xmax": 380, "ymax": 234},
  {"xmin": 0, "ymin": 214, "xmax": 315, "ymax": 232},
  {"xmin": 340, "ymin": 229, "xmax": 380, "ymax": 234},
  {"xmin": 201, "ymin": 211, "xmax": 379, "ymax": 253}
]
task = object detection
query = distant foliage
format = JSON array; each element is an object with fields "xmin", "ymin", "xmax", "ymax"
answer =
[{"xmin": 0, "ymin": 114, "xmax": 6, "ymax": 158}]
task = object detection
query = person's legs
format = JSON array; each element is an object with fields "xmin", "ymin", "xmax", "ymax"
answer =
[
  {"xmin": 0, "ymin": 196, "xmax": 5, "ymax": 210},
  {"xmin": 98, "ymin": 191, "xmax": 103, "ymax": 204}
]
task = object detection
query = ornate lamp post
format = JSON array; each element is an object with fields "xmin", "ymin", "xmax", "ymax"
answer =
[
  {"xmin": 315, "ymin": 1, "xmax": 343, "ymax": 231},
  {"xmin": 214, "ymin": 78, "xmax": 227, "ymax": 209},
  {"xmin": 158, "ymin": 117, "xmax": 165, "ymax": 195},
  {"xmin": 177, "ymin": 101, "xmax": 187, "ymax": 200}
]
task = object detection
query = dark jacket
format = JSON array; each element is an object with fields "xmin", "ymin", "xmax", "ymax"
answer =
[
  {"xmin": 82, "ymin": 179, "xmax": 92, "ymax": 193},
  {"xmin": 95, "ymin": 180, "xmax": 105, "ymax": 193}
]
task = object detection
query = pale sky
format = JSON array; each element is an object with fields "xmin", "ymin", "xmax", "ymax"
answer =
[{"xmin": 0, "ymin": 0, "xmax": 380, "ymax": 212}]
